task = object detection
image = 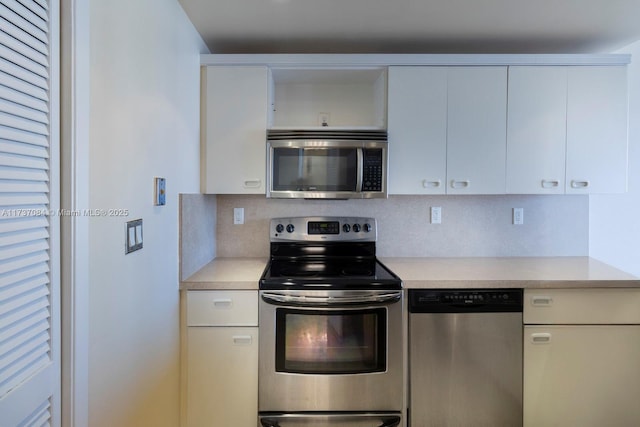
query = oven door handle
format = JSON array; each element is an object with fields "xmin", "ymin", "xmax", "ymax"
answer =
[
  {"xmin": 260, "ymin": 414, "xmax": 401, "ymax": 426},
  {"xmin": 261, "ymin": 291, "xmax": 402, "ymax": 307},
  {"xmin": 379, "ymin": 416, "xmax": 401, "ymax": 427}
]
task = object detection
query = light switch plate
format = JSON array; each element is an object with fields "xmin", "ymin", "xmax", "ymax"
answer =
[
  {"xmin": 154, "ymin": 177, "xmax": 166, "ymax": 206},
  {"xmin": 513, "ymin": 208, "xmax": 524, "ymax": 225},
  {"xmin": 431, "ymin": 206, "xmax": 442, "ymax": 224},
  {"xmin": 126, "ymin": 219, "xmax": 143, "ymax": 254}
]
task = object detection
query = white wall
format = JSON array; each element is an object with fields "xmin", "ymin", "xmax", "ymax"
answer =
[
  {"xmin": 88, "ymin": 1, "xmax": 206, "ymax": 425},
  {"xmin": 590, "ymin": 42, "xmax": 640, "ymax": 277}
]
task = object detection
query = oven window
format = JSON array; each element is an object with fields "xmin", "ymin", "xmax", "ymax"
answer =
[
  {"xmin": 275, "ymin": 308, "xmax": 386, "ymax": 374},
  {"xmin": 272, "ymin": 148, "xmax": 358, "ymax": 192}
]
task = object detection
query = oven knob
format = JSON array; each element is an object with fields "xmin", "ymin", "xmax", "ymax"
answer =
[
  {"xmin": 276, "ymin": 223, "xmax": 284, "ymax": 233},
  {"xmin": 286, "ymin": 224, "xmax": 295, "ymax": 233},
  {"xmin": 363, "ymin": 223, "xmax": 372, "ymax": 232},
  {"xmin": 342, "ymin": 224, "xmax": 351, "ymax": 233},
  {"xmin": 353, "ymin": 223, "xmax": 361, "ymax": 232}
]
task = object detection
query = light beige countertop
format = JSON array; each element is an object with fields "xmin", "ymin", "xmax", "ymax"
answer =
[
  {"xmin": 381, "ymin": 256, "xmax": 640, "ymax": 289},
  {"xmin": 181, "ymin": 257, "xmax": 267, "ymax": 290},
  {"xmin": 180, "ymin": 256, "xmax": 640, "ymax": 290}
]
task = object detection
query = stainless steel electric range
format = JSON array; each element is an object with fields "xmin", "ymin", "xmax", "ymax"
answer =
[{"xmin": 258, "ymin": 217, "xmax": 403, "ymax": 427}]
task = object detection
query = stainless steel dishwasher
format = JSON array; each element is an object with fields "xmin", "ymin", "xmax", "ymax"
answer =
[{"xmin": 408, "ymin": 289, "xmax": 523, "ymax": 427}]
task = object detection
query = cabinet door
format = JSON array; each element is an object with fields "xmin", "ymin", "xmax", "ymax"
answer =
[
  {"xmin": 202, "ymin": 66, "xmax": 268, "ymax": 194},
  {"xmin": 566, "ymin": 66, "xmax": 628, "ymax": 194},
  {"xmin": 186, "ymin": 327, "xmax": 258, "ymax": 427},
  {"xmin": 507, "ymin": 67, "xmax": 567, "ymax": 194},
  {"xmin": 387, "ymin": 67, "xmax": 447, "ymax": 194},
  {"xmin": 524, "ymin": 325, "xmax": 640, "ymax": 427},
  {"xmin": 447, "ymin": 67, "xmax": 508, "ymax": 194}
]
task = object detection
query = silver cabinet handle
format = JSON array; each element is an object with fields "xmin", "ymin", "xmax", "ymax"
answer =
[
  {"xmin": 570, "ymin": 180, "xmax": 590, "ymax": 188},
  {"xmin": 212, "ymin": 298, "xmax": 233, "ymax": 308},
  {"xmin": 531, "ymin": 296, "xmax": 553, "ymax": 306},
  {"xmin": 232, "ymin": 335, "xmax": 253, "ymax": 345},
  {"xmin": 541, "ymin": 179, "xmax": 560, "ymax": 188},
  {"xmin": 531, "ymin": 332, "xmax": 552, "ymax": 344},
  {"xmin": 450, "ymin": 180, "xmax": 470, "ymax": 189},
  {"xmin": 243, "ymin": 179, "xmax": 262, "ymax": 188},
  {"xmin": 422, "ymin": 179, "xmax": 442, "ymax": 188}
]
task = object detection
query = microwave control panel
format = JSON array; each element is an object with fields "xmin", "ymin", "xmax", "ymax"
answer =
[{"xmin": 362, "ymin": 149, "xmax": 383, "ymax": 192}]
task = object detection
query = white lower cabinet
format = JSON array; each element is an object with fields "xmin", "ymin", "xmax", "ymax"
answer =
[
  {"xmin": 185, "ymin": 291, "xmax": 258, "ymax": 427},
  {"xmin": 523, "ymin": 289, "xmax": 640, "ymax": 427}
]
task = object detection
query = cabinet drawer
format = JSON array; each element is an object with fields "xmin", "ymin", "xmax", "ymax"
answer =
[
  {"xmin": 187, "ymin": 290, "xmax": 258, "ymax": 326},
  {"xmin": 524, "ymin": 288, "xmax": 640, "ymax": 324}
]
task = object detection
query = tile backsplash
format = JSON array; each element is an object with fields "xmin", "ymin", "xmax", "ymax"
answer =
[
  {"xmin": 212, "ymin": 194, "xmax": 588, "ymax": 258},
  {"xmin": 180, "ymin": 193, "xmax": 217, "ymax": 279}
]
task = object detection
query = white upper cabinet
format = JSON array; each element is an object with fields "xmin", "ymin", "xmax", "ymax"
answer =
[
  {"xmin": 506, "ymin": 67, "xmax": 568, "ymax": 194},
  {"xmin": 201, "ymin": 66, "xmax": 268, "ymax": 194},
  {"xmin": 199, "ymin": 57, "xmax": 629, "ymax": 196},
  {"xmin": 447, "ymin": 67, "xmax": 508, "ymax": 194},
  {"xmin": 566, "ymin": 66, "xmax": 628, "ymax": 194},
  {"xmin": 388, "ymin": 67, "xmax": 447, "ymax": 194}
]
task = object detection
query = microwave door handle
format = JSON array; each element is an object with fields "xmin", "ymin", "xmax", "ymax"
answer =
[{"xmin": 356, "ymin": 148, "xmax": 364, "ymax": 192}]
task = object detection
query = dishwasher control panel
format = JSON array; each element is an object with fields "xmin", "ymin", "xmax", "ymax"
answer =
[{"xmin": 409, "ymin": 289, "xmax": 523, "ymax": 313}]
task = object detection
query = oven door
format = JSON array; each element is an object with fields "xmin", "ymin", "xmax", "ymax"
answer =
[
  {"xmin": 259, "ymin": 412, "xmax": 401, "ymax": 427},
  {"xmin": 259, "ymin": 290, "xmax": 404, "ymax": 412}
]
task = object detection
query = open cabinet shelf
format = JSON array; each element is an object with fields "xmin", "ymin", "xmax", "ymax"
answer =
[{"xmin": 268, "ymin": 67, "xmax": 387, "ymax": 129}]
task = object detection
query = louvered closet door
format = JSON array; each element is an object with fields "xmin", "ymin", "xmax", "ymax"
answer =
[{"xmin": 0, "ymin": 1, "xmax": 60, "ymax": 426}]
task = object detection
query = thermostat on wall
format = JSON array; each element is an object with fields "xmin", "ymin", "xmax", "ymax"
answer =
[{"xmin": 154, "ymin": 177, "xmax": 166, "ymax": 206}]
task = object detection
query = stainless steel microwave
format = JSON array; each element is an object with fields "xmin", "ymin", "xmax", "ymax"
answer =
[{"xmin": 266, "ymin": 130, "xmax": 388, "ymax": 199}]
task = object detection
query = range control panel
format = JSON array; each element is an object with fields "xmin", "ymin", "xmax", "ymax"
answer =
[
  {"xmin": 270, "ymin": 216, "xmax": 376, "ymax": 242},
  {"xmin": 409, "ymin": 289, "xmax": 523, "ymax": 313}
]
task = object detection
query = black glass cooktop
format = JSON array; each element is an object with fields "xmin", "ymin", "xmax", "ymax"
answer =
[{"xmin": 260, "ymin": 258, "xmax": 402, "ymax": 290}]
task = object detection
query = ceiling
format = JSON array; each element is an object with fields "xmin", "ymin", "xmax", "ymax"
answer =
[{"xmin": 178, "ymin": 0, "xmax": 640, "ymax": 54}]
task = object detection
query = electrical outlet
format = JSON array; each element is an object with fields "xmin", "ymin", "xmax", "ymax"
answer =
[
  {"xmin": 513, "ymin": 208, "xmax": 524, "ymax": 225},
  {"xmin": 233, "ymin": 207, "xmax": 244, "ymax": 225},
  {"xmin": 431, "ymin": 206, "xmax": 442, "ymax": 224}
]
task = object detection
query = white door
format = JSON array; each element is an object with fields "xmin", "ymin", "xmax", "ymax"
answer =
[
  {"xmin": 446, "ymin": 67, "xmax": 508, "ymax": 194},
  {"xmin": 506, "ymin": 66, "xmax": 568, "ymax": 194},
  {"xmin": 566, "ymin": 66, "xmax": 628, "ymax": 193},
  {"xmin": 524, "ymin": 326, "xmax": 640, "ymax": 427},
  {"xmin": 387, "ymin": 66, "xmax": 447, "ymax": 195},
  {"xmin": 201, "ymin": 66, "xmax": 268, "ymax": 194},
  {"xmin": 0, "ymin": 0, "xmax": 60, "ymax": 426}
]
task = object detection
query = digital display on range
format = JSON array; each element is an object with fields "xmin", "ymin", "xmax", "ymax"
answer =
[{"xmin": 308, "ymin": 221, "xmax": 340, "ymax": 235}]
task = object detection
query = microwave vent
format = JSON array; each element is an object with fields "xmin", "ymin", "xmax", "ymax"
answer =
[{"xmin": 267, "ymin": 129, "xmax": 388, "ymax": 141}]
